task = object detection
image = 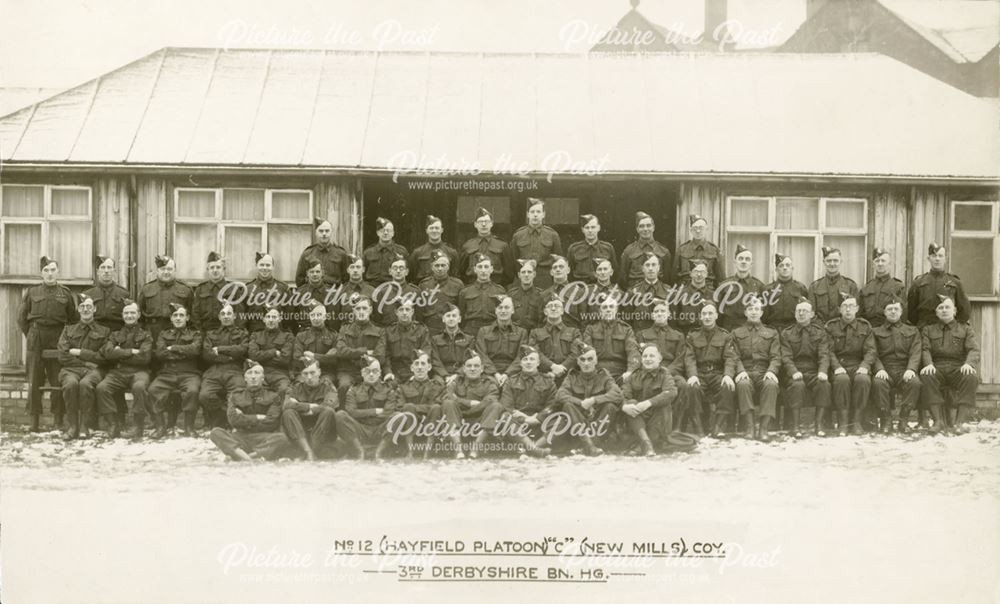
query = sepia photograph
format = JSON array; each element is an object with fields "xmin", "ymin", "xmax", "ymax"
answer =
[{"xmin": 1, "ymin": 0, "xmax": 998, "ymax": 602}]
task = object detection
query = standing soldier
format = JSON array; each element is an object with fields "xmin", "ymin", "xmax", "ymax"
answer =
[
  {"xmin": 555, "ymin": 341, "xmax": 622, "ymax": 456},
  {"xmin": 675, "ymin": 214, "xmax": 723, "ymax": 287},
  {"xmin": 507, "ymin": 259, "xmax": 544, "ymax": 332},
  {"xmin": 97, "ymin": 299, "xmax": 153, "ymax": 440},
  {"xmin": 826, "ymin": 294, "xmax": 875, "ymax": 436},
  {"xmin": 670, "ymin": 260, "xmax": 713, "ymax": 334},
  {"xmin": 86, "ymin": 255, "xmax": 129, "ymax": 332},
  {"xmin": 292, "ymin": 301, "xmax": 339, "ymax": 381},
  {"xmin": 763, "ymin": 253, "xmax": 809, "ymax": 332},
  {"xmin": 198, "ymin": 303, "xmax": 249, "ymax": 430},
  {"xmin": 729, "ymin": 297, "xmax": 781, "ymax": 441},
  {"xmin": 335, "ymin": 295, "xmax": 386, "ymax": 403},
  {"xmin": 192, "ymin": 251, "xmax": 239, "ymax": 333},
  {"xmin": 331, "ymin": 254, "xmax": 374, "ymax": 331},
  {"xmin": 18, "ymin": 256, "xmax": 78, "ymax": 432},
  {"xmin": 625, "ymin": 252, "xmax": 670, "ymax": 331},
  {"xmin": 459, "ymin": 207, "xmax": 514, "ymax": 285},
  {"xmin": 418, "ymin": 250, "xmax": 463, "ymax": 335},
  {"xmin": 209, "ymin": 360, "xmax": 288, "ymax": 461},
  {"xmin": 779, "ymin": 298, "xmax": 831, "ymax": 437},
  {"xmin": 860, "ymin": 248, "xmax": 906, "ymax": 327},
  {"xmin": 584, "ymin": 297, "xmax": 640, "ymax": 381},
  {"xmin": 282, "ymin": 358, "xmax": 340, "ymax": 461},
  {"xmin": 147, "ymin": 304, "xmax": 202, "ymax": 438},
  {"xmin": 247, "ymin": 306, "xmax": 293, "ymax": 396},
  {"xmin": 430, "ymin": 304, "xmax": 475, "ymax": 381},
  {"xmin": 396, "ymin": 350, "xmax": 446, "ymax": 459},
  {"xmin": 908, "ymin": 243, "xmax": 971, "ymax": 328},
  {"xmin": 620, "ymin": 211, "xmax": 672, "ymax": 288},
  {"xmin": 295, "ymin": 260, "xmax": 335, "ymax": 332},
  {"xmin": 919, "ymin": 296, "xmax": 979, "ymax": 434},
  {"xmin": 497, "ymin": 345, "xmax": 558, "ymax": 458},
  {"xmin": 638, "ymin": 300, "xmax": 689, "ymax": 432},
  {"xmin": 872, "ymin": 295, "xmax": 921, "ymax": 433},
  {"xmin": 567, "ymin": 214, "xmax": 618, "ymax": 284},
  {"xmin": 383, "ymin": 299, "xmax": 432, "ymax": 383},
  {"xmin": 372, "ymin": 253, "xmax": 421, "ymax": 327},
  {"xmin": 458, "ymin": 254, "xmax": 506, "ymax": 337},
  {"xmin": 717, "ymin": 244, "xmax": 766, "ymax": 332},
  {"xmin": 362, "ymin": 217, "xmax": 407, "ymax": 286},
  {"xmin": 511, "ymin": 198, "xmax": 562, "ymax": 289},
  {"xmin": 409, "ymin": 215, "xmax": 459, "ymax": 283},
  {"xmin": 441, "ymin": 350, "xmax": 503, "ymax": 459},
  {"xmin": 684, "ymin": 302, "xmax": 736, "ymax": 436},
  {"xmin": 528, "ymin": 294, "xmax": 583, "ymax": 381},
  {"xmin": 295, "ymin": 217, "xmax": 348, "ymax": 287},
  {"xmin": 541, "ymin": 255, "xmax": 586, "ymax": 330},
  {"xmin": 139, "ymin": 255, "xmax": 194, "ymax": 342},
  {"xmin": 243, "ymin": 252, "xmax": 291, "ymax": 334},
  {"xmin": 476, "ymin": 294, "xmax": 527, "ymax": 387},
  {"xmin": 622, "ymin": 343, "xmax": 679, "ymax": 455},
  {"xmin": 57, "ymin": 294, "xmax": 111, "ymax": 440},
  {"xmin": 809, "ymin": 246, "xmax": 860, "ymax": 324}
]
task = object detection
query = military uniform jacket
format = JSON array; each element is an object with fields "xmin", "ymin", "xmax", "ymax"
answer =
[
  {"xmin": 101, "ymin": 323, "xmax": 153, "ymax": 369},
  {"xmin": 825, "ymin": 317, "xmax": 876, "ymax": 371},
  {"xmin": 18, "ymin": 282, "xmax": 78, "ymax": 333},
  {"xmin": 808, "ymin": 273, "xmax": 860, "ymax": 323},
  {"xmin": 373, "ymin": 281, "xmax": 421, "ymax": 327},
  {"xmin": 385, "ymin": 322, "xmax": 432, "ymax": 368},
  {"xmin": 669, "ymin": 281, "xmax": 713, "ymax": 333},
  {"xmin": 684, "ymin": 326, "xmax": 736, "ymax": 377},
  {"xmin": 332, "ymin": 280, "xmax": 375, "ymax": 322},
  {"xmin": 346, "ymin": 380, "xmax": 400, "ymax": 425},
  {"xmin": 243, "ymin": 277, "xmax": 290, "ymax": 332},
  {"xmin": 337, "ymin": 321, "xmax": 387, "ymax": 371},
  {"xmin": 555, "ymin": 368, "xmax": 623, "ymax": 408},
  {"xmin": 444, "ymin": 375, "xmax": 500, "ymax": 408},
  {"xmin": 716, "ymin": 274, "xmax": 766, "ymax": 331},
  {"xmin": 362, "ymin": 241, "xmax": 408, "ymax": 285},
  {"xmin": 192, "ymin": 279, "xmax": 239, "ymax": 332},
  {"xmin": 154, "ymin": 327, "xmax": 202, "ymax": 371},
  {"xmin": 675, "ymin": 239, "xmax": 722, "ymax": 286},
  {"xmin": 248, "ymin": 328, "xmax": 294, "ymax": 370},
  {"xmin": 620, "ymin": 239, "xmax": 672, "ymax": 286},
  {"xmin": 542, "ymin": 281, "xmax": 587, "ymax": 329},
  {"xmin": 293, "ymin": 326, "xmax": 339, "ymax": 371},
  {"xmin": 567, "ymin": 239, "xmax": 618, "ymax": 283},
  {"xmin": 500, "ymin": 371, "xmax": 556, "ymax": 415},
  {"xmin": 409, "ymin": 241, "xmax": 459, "ymax": 283},
  {"xmin": 920, "ymin": 320, "xmax": 979, "ymax": 370},
  {"xmin": 908, "ymin": 269, "xmax": 971, "ymax": 327},
  {"xmin": 283, "ymin": 378, "xmax": 339, "ymax": 414},
  {"xmin": 730, "ymin": 323, "xmax": 781, "ymax": 375},
  {"xmin": 528, "ymin": 322, "xmax": 582, "ymax": 373},
  {"xmin": 57, "ymin": 321, "xmax": 111, "ymax": 369},
  {"xmin": 779, "ymin": 322, "xmax": 830, "ymax": 375},
  {"xmin": 511, "ymin": 225, "xmax": 562, "ymax": 277},
  {"xmin": 227, "ymin": 387, "xmax": 282, "ymax": 433},
  {"xmin": 296, "ymin": 242, "xmax": 348, "ymax": 286},
  {"xmin": 583, "ymin": 282, "xmax": 621, "ymax": 324},
  {"xmin": 459, "ymin": 280, "xmax": 506, "ymax": 326},
  {"xmin": 398, "ymin": 376, "xmax": 446, "ymax": 414},
  {"xmin": 430, "ymin": 329, "xmax": 474, "ymax": 377},
  {"xmin": 460, "ymin": 234, "xmax": 514, "ymax": 284},
  {"xmin": 860, "ymin": 274, "xmax": 906, "ymax": 327},
  {"xmin": 418, "ymin": 275, "xmax": 464, "ymax": 331},
  {"xmin": 762, "ymin": 278, "xmax": 809, "ymax": 331},
  {"xmin": 872, "ymin": 321, "xmax": 921, "ymax": 373},
  {"xmin": 583, "ymin": 320, "xmax": 641, "ymax": 373},
  {"xmin": 139, "ymin": 279, "xmax": 194, "ymax": 325},
  {"xmin": 622, "ymin": 366, "xmax": 678, "ymax": 408},
  {"xmin": 84, "ymin": 282, "xmax": 130, "ymax": 331},
  {"xmin": 506, "ymin": 282, "xmax": 544, "ymax": 331},
  {"xmin": 294, "ymin": 280, "xmax": 335, "ymax": 330},
  {"xmin": 202, "ymin": 324, "xmax": 250, "ymax": 367},
  {"xmin": 477, "ymin": 322, "xmax": 527, "ymax": 375},
  {"xmin": 626, "ymin": 279, "xmax": 671, "ymax": 329},
  {"xmin": 638, "ymin": 325, "xmax": 687, "ymax": 377}
]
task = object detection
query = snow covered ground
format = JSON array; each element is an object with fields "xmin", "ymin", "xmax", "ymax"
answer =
[{"xmin": 2, "ymin": 422, "xmax": 999, "ymax": 603}]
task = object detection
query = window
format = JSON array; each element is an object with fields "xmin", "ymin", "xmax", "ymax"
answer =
[
  {"xmin": 174, "ymin": 188, "xmax": 312, "ymax": 283},
  {"xmin": 0, "ymin": 184, "xmax": 93, "ymax": 280},
  {"xmin": 950, "ymin": 201, "xmax": 999, "ymax": 298},
  {"xmin": 726, "ymin": 196, "xmax": 867, "ymax": 284}
]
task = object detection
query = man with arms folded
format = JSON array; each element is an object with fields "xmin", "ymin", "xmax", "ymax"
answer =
[
  {"xmin": 282, "ymin": 358, "xmax": 340, "ymax": 461},
  {"xmin": 57, "ymin": 294, "xmax": 110, "ymax": 440},
  {"xmin": 337, "ymin": 355, "xmax": 399, "ymax": 460},
  {"xmin": 198, "ymin": 303, "xmax": 249, "ymax": 431},
  {"xmin": 477, "ymin": 294, "xmax": 527, "ymax": 387},
  {"xmin": 147, "ymin": 303, "xmax": 202, "ymax": 438},
  {"xmin": 247, "ymin": 305, "xmax": 293, "ymax": 396},
  {"xmin": 395, "ymin": 350, "xmax": 446, "ymax": 459},
  {"xmin": 441, "ymin": 350, "xmax": 502, "ymax": 459},
  {"xmin": 554, "ymin": 341, "xmax": 622, "ymax": 456},
  {"xmin": 497, "ymin": 345, "xmax": 557, "ymax": 458},
  {"xmin": 210, "ymin": 360, "xmax": 287, "ymax": 461}
]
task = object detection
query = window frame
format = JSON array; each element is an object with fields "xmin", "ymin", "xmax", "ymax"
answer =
[{"xmin": 949, "ymin": 200, "xmax": 1000, "ymax": 300}]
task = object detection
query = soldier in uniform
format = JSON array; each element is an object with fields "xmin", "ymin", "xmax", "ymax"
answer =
[
  {"xmin": 555, "ymin": 341, "xmax": 622, "ymax": 456},
  {"xmin": 418, "ymin": 249, "xmax": 463, "ymax": 335},
  {"xmin": 567, "ymin": 214, "xmax": 618, "ymax": 284},
  {"xmin": 872, "ymin": 295, "xmax": 921, "ymax": 433},
  {"xmin": 441, "ymin": 350, "xmax": 502, "ymax": 459},
  {"xmin": 458, "ymin": 253, "xmax": 506, "ymax": 337},
  {"xmin": 860, "ymin": 248, "xmax": 906, "ymax": 327},
  {"xmin": 334, "ymin": 295, "xmax": 386, "ymax": 402},
  {"xmin": 247, "ymin": 306, "xmax": 293, "ymax": 396},
  {"xmin": 409, "ymin": 214, "xmax": 459, "ymax": 283},
  {"xmin": 763, "ymin": 253, "xmax": 809, "ymax": 332},
  {"xmin": 362, "ymin": 217, "xmax": 408, "ymax": 286},
  {"xmin": 243, "ymin": 252, "xmax": 291, "ymax": 334},
  {"xmin": 729, "ymin": 297, "xmax": 781, "ymax": 441},
  {"xmin": 528, "ymin": 293, "xmax": 583, "ymax": 380},
  {"xmin": 372, "ymin": 253, "xmax": 421, "ymax": 327},
  {"xmin": 192, "ymin": 251, "xmax": 239, "ymax": 333},
  {"xmin": 57, "ymin": 294, "xmax": 111, "ymax": 440},
  {"xmin": 919, "ymin": 295, "xmax": 979, "ymax": 433},
  {"xmin": 716, "ymin": 244, "xmax": 765, "ymax": 332},
  {"xmin": 459, "ymin": 207, "xmax": 514, "ymax": 285},
  {"xmin": 506, "ymin": 258, "xmax": 544, "ymax": 332},
  {"xmin": 620, "ymin": 211, "xmax": 672, "ymax": 288},
  {"xmin": 139, "ymin": 255, "xmax": 194, "ymax": 342},
  {"xmin": 383, "ymin": 299, "xmax": 432, "ymax": 383},
  {"xmin": 637, "ymin": 300, "xmax": 689, "ymax": 432},
  {"xmin": 147, "ymin": 303, "xmax": 202, "ymax": 438},
  {"xmin": 198, "ymin": 303, "xmax": 249, "ymax": 430},
  {"xmin": 684, "ymin": 302, "xmax": 736, "ymax": 436},
  {"xmin": 541, "ymin": 254, "xmax": 586, "ymax": 330},
  {"xmin": 584, "ymin": 297, "xmax": 640, "ymax": 381},
  {"xmin": 621, "ymin": 343, "xmax": 679, "ymax": 455},
  {"xmin": 18, "ymin": 256, "xmax": 78, "ymax": 432},
  {"xmin": 779, "ymin": 298, "xmax": 831, "ymax": 437},
  {"xmin": 338, "ymin": 355, "xmax": 401, "ymax": 460},
  {"xmin": 625, "ymin": 252, "xmax": 670, "ymax": 331},
  {"xmin": 281, "ymin": 358, "xmax": 340, "ymax": 461},
  {"xmin": 294, "ymin": 259, "xmax": 335, "ymax": 332},
  {"xmin": 292, "ymin": 301, "xmax": 339, "ymax": 380},
  {"xmin": 295, "ymin": 217, "xmax": 348, "ymax": 287},
  {"xmin": 497, "ymin": 345, "xmax": 557, "ymax": 458},
  {"xmin": 395, "ymin": 350, "xmax": 446, "ymax": 459},
  {"xmin": 97, "ymin": 299, "xmax": 153, "ymax": 440},
  {"xmin": 908, "ymin": 242, "xmax": 971, "ymax": 328},
  {"xmin": 430, "ymin": 304, "xmax": 474, "ymax": 381},
  {"xmin": 476, "ymin": 294, "xmax": 527, "ymax": 387},
  {"xmin": 675, "ymin": 214, "xmax": 723, "ymax": 287},
  {"xmin": 85, "ymin": 255, "xmax": 130, "ymax": 332},
  {"xmin": 670, "ymin": 260, "xmax": 713, "ymax": 334},
  {"xmin": 331, "ymin": 254, "xmax": 375, "ymax": 330},
  {"xmin": 582, "ymin": 257, "xmax": 620, "ymax": 327},
  {"xmin": 808, "ymin": 246, "xmax": 860, "ymax": 324},
  {"xmin": 209, "ymin": 360, "xmax": 288, "ymax": 461},
  {"xmin": 511, "ymin": 198, "xmax": 562, "ymax": 289},
  {"xmin": 826, "ymin": 294, "xmax": 875, "ymax": 436}
]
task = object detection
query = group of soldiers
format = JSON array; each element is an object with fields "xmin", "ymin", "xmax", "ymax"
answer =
[{"xmin": 17, "ymin": 199, "xmax": 980, "ymax": 461}]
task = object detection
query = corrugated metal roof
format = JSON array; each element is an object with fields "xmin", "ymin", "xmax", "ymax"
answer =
[
  {"xmin": 879, "ymin": 0, "xmax": 999, "ymax": 63},
  {"xmin": 1, "ymin": 47, "xmax": 997, "ymax": 180}
]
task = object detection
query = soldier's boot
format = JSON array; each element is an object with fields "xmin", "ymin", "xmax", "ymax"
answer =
[
  {"xmin": 917, "ymin": 409, "xmax": 930, "ymax": 430},
  {"xmin": 450, "ymin": 434, "xmax": 465, "ymax": 460},
  {"xmin": 518, "ymin": 435, "xmax": 550, "ymax": 458},
  {"xmin": 896, "ymin": 407, "xmax": 911, "ymax": 434},
  {"xmin": 181, "ymin": 410, "xmax": 196, "ymax": 437},
  {"xmin": 347, "ymin": 439, "xmax": 365, "ymax": 460},
  {"xmin": 758, "ymin": 416, "xmax": 771, "ymax": 442},
  {"xmin": 580, "ymin": 434, "xmax": 604, "ymax": 457},
  {"xmin": 850, "ymin": 409, "xmax": 865, "ymax": 435},
  {"xmin": 637, "ymin": 428, "xmax": 656, "ymax": 457},
  {"xmin": 814, "ymin": 408, "xmax": 827, "ymax": 437},
  {"xmin": 126, "ymin": 416, "xmax": 145, "ymax": 441},
  {"xmin": 53, "ymin": 411, "xmax": 65, "ymax": 432},
  {"xmin": 706, "ymin": 408, "xmax": 718, "ymax": 437},
  {"xmin": 29, "ymin": 414, "xmax": 41, "ymax": 433},
  {"xmin": 880, "ymin": 410, "xmax": 893, "ymax": 434},
  {"xmin": 743, "ymin": 411, "xmax": 756, "ymax": 439},
  {"xmin": 63, "ymin": 413, "xmax": 79, "ymax": 441},
  {"xmin": 688, "ymin": 408, "xmax": 704, "ymax": 437},
  {"xmin": 373, "ymin": 438, "xmax": 391, "ymax": 460},
  {"xmin": 928, "ymin": 405, "xmax": 944, "ymax": 434},
  {"xmin": 788, "ymin": 409, "xmax": 802, "ymax": 438},
  {"xmin": 952, "ymin": 405, "xmax": 972, "ymax": 434},
  {"xmin": 422, "ymin": 436, "xmax": 435, "ymax": 460},
  {"xmin": 166, "ymin": 409, "xmax": 179, "ymax": 434},
  {"xmin": 468, "ymin": 431, "xmax": 490, "ymax": 460},
  {"xmin": 835, "ymin": 410, "xmax": 848, "ymax": 436},
  {"xmin": 402, "ymin": 435, "xmax": 415, "ymax": 460},
  {"xmin": 103, "ymin": 413, "xmax": 121, "ymax": 439},
  {"xmin": 150, "ymin": 413, "xmax": 168, "ymax": 440},
  {"xmin": 116, "ymin": 410, "xmax": 127, "ymax": 430},
  {"xmin": 79, "ymin": 413, "xmax": 91, "ymax": 439},
  {"xmin": 297, "ymin": 438, "xmax": 316, "ymax": 462}
]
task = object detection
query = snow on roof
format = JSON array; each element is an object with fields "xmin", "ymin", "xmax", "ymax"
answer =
[{"xmin": 879, "ymin": 0, "xmax": 1000, "ymax": 63}]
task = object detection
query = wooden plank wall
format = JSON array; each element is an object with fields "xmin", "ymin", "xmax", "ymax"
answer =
[{"xmin": 316, "ymin": 178, "xmax": 362, "ymax": 253}]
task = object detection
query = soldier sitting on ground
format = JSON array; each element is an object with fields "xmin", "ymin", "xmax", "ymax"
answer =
[
  {"xmin": 281, "ymin": 358, "xmax": 340, "ymax": 461},
  {"xmin": 209, "ymin": 360, "xmax": 287, "ymax": 462},
  {"xmin": 336, "ymin": 355, "xmax": 399, "ymax": 460}
]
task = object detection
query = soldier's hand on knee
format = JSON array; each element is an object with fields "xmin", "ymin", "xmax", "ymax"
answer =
[
  {"xmin": 791, "ymin": 371, "xmax": 803, "ymax": 381},
  {"xmin": 817, "ymin": 372, "xmax": 828, "ymax": 381},
  {"xmin": 735, "ymin": 371, "xmax": 749, "ymax": 383},
  {"xmin": 834, "ymin": 367, "xmax": 846, "ymax": 376},
  {"xmin": 721, "ymin": 376, "xmax": 735, "ymax": 391},
  {"xmin": 857, "ymin": 367, "xmax": 869, "ymax": 375},
  {"xmin": 687, "ymin": 375, "xmax": 700, "ymax": 387},
  {"xmin": 920, "ymin": 364, "xmax": 936, "ymax": 376},
  {"xmin": 902, "ymin": 370, "xmax": 916, "ymax": 382},
  {"xmin": 960, "ymin": 364, "xmax": 976, "ymax": 376},
  {"xmin": 764, "ymin": 371, "xmax": 778, "ymax": 383},
  {"xmin": 875, "ymin": 370, "xmax": 889, "ymax": 381}
]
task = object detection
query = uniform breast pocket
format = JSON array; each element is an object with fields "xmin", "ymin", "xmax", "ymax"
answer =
[
  {"xmin": 876, "ymin": 334, "xmax": 893, "ymax": 351},
  {"xmin": 570, "ymin": 247, "xmax": 590, "ymax": 263}
]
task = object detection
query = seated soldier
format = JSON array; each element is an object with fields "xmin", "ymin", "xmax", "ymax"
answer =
[
  {"xmin": 919, "ymin": 295, "xmax": 979, "ymax": 434},
  {"xmin": 430, "ymin": 303, "xmax": 474, "ymax": 382},
  {"xmin": 58, "ymin": 294, "xmax": 111, "ymax": 440},
  {"xmin": 441, "ymin": 349, "xmax": 502, "ymax": 459},
  {"xmin": 541, "ymin": 255, "xmax": 586, "ymax": 330},
  {"xmin": 292, "ymin": 301, "xmax": 339, "ymax": 380},
  {"xmin": 334, "ymin": 295, "xmax": 387, "ymax": 403},
  {"xmin": 554, "ymin": 341, "xmax": 623, "ymax": 456},
  {"xmin": 148, "ymin": 303, "xmax": 203, "ymax": 438},
  {"xmin": 827, "ymin": 293, "xmax": 875, "ymax": 436},
  {"xmin": 528, "ymin": 293, "xmax": 582, "ymax": 380},
  {"xmin": 507, "ymin": 258, "xmax": 544, "ymax": 332},
  {"xmin": 626, "ymin": 252, "xmax": 671, "ymax": 331},
  {"xmin": 581, "ymin": 257, "xmax": 619, "ymax": 327},
  {"xmin": 684, "ymin": 302, "xmax": 736, "ymax": 437},
  {"xmin": 383, "ymin": 299, "xmax": 432, "ymax": 383},
  {"xmin": 459, "ymin": 253, "xmax": 507, "ymax": 337},
  {"xmin": 621, "ymin": 343, "xmax": 679, "ymax": 455},
  {"xmin": 336, "ymin": 355, "xmax": 399, "ymax": 460},
  {"xmin": 295, "ymin": 259, "xmax": 336, "ymax": 332},
  {"xmin": 373, "ymin": 253, "xmax": 421, "ymax": 327},
  {"xmin": 209, "ymin": 360, "xmax": 288, "ymax": 461},
  {"xmin": 282, "ymin": 358, "xmax": 340, "ymax": 461},
  {"xmin": 729, "ymin": 296, "xmax": 781, "ymax": 441},
  {"xmin": 248, "ymin": 306, "xmax": 294, "ymax": 396},
  {"xmin": 670, "ymin": 260, "xmax": 713, "ymax": 334},
  {"xmin": 418, "ymin": 249, "xmax": 463, "ymax": 335},
  {"xmin": 637, "ymin": 299, "xmax": 689, "ymax": 433},
  {"xmin": 497, "ymin": 345, "xmax": 557, "ymax": 458},
  {"xmin": 394, "ymin": 349, "xmax": 446, "ymax": 459},
  {"xmin": 198, "ymin": 303, "xmax": 249, "ymax": 431},
  {"xmin": 779, "ymin": 298, "xmax": 831, "ymax": 437},
  {"xmin": 331, "ymin": 254, "xmax": 375, "ymax": 332},
  {"xmin": 872, "ymin": 295, "xmax": 920, "ymax": 434},
  {"xmin": 96, "ymin": 299, "xmax": 153, "ymax": 440},
  {"xmin": 583, "ymin": 296, "xmax": 640, "ymax": 381},
  {"xmin": 476, "ymin": 294, "xmax": 527, "ymax": 388}
]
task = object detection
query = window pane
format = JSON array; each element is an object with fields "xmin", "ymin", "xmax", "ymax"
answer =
[
  {"xmin": 4, "ymin": 223, "xmax": 41, "ymax": 274},
  {"xmin": 824, "ymin": 235, "xmax": 866, "ymax": 283},
  {"xmin": 457, "ymin": 196, "xmax": 510, "ymax": 223},
  {"xmin": 777, "ymin": 236, "xmax": 816, "ymax": 283},
  {"xmin": 225, "ymin": 226, "xmax": 263, "ymax": 280},
  {"xmin": 826, "ymin": 200, "xmax": 865, "ymax": 230},
  {"xmin": 272, "ymin": 192, "xmax": 311, "ymax": 221},
  {"xmin": 730, "ymin": 198, "xmax": 769, "ymax": 227},
  {"xmin": 223, "ymin": 189, "xmax": 265, "ymax": 221},
  {"xmin": 51, "ymin": 188, "xmax": 89, "ymax": 217},
  {"xmin": 951, "ymin": 238, "xmax": 994, "ymax": 296},
  {"xmin": 776, "ymin": 197, "xmax": 818, "ymax": 230},
  {"xmin": 1, "ymin": 185, "xmax": 43, "ymax": 217},
  {"xmin": 728, "ymin": 233, "xmax": 770, "ymax": 283},
  {"xmin": 50, "ymin": 222, "xmax": 92, "ymax": 279},
  {"xmin": 177, "ymin": 190, "xmax": 216, "ymax": 219},
  {"xmin": 175, "ymin": 224, "xmax": 216, "ymax": 281},
  {"xmin": 954, "ymin": 204, "xmax": 994, "ymax": 232},
  {"xmin": 268, "ymin": 224, "xmax": 312, "ymax": 282}
]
